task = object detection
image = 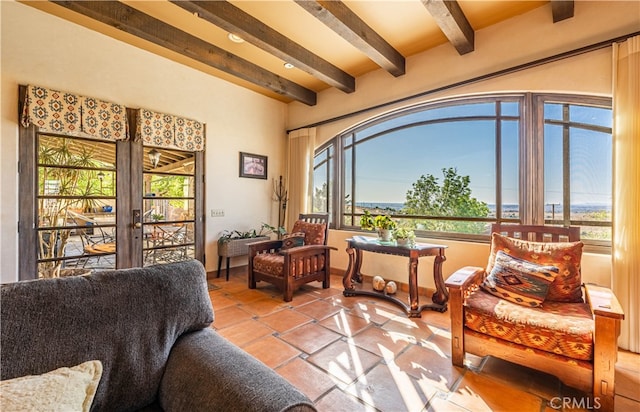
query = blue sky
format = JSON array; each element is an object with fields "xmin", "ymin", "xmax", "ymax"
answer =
[{"xmin": 348, "ymin": 103, "xmax": 611, "ymax": 207}]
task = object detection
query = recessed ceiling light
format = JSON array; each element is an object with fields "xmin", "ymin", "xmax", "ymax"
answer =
[
  {"xmin": 284, "ymin": 63, "xmax": 295, "ymax": 69},
  {"xmin": 228, "ymin": 33, "xmax": 245, "ymax": 44}
]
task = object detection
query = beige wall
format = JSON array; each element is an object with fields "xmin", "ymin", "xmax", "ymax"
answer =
[
  {"xmin": 0, "ymin": 1, "xmax": 288, "ymax": 283},
  {"xmin": 290, "ymin": 1, "xmax": 640, "ymax": 288}
]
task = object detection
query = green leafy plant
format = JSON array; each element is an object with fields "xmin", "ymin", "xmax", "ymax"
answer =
[
  {"xmin": 360, "ymin": 211, "xmax": 396, "ymax": 231},
  {"xmin": 217, "ymin": 223, "xmax": 285, "ymax": 244},
  {"xmin": 393, "ymin": 227, "xmax": 415, "ymax": 240}
]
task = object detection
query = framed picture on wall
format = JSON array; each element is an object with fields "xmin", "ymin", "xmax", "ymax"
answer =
[{"xmin": 239, "ymin": 152, "xmax": 268, "ymax": 179}]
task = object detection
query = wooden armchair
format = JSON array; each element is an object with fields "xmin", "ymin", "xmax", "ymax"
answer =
[
  {"xmin": 446, "ymin": 224, "xmax": 624, "ymax": 411},
  {"xmin": 248, "ymin": 214, "xmax": 336, "ymax": 302}
]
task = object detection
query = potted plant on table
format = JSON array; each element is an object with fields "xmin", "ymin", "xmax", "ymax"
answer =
[
  {"xmin": 393, "ymin": 227, "xmax": 415, "ymax": 247},
  {"xmin": 217, "ymin": 223, "xmax": 285, "ymax": 257},
  {"xmin": 360, "ymin": 211, "xmax": 397, "ymax": 241}
]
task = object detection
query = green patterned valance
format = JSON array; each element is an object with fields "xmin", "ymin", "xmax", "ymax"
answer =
[
  {"xmin": 21, "ymin": 85, "xmax": 128, "ymax": 141},
  {"xmin": 136, "ymin": 109, "xmax": 205, "ymax": 152}
]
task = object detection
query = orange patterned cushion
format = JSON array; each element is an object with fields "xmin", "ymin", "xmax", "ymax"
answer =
[
  {"xmin": 487, "ymin": 233, "xmax": 584, "ymax": 303},
  {"xmin": 253, "ymin": 253, "xmax": 285, "ymax": 277},
  {"xmin": 465, "ymin": 289, "xmax": 594, "ymax": 361},
  {"xmin": 291, "ymin": 220, "xmax": 326, "ymax": 246},
  {"xmin": 253, "ymin": 253, "xmax": 325, "ymax": 278},
  {"xmin": 465, "ymin": 329, "xmax": 593, "ymax": 370}
]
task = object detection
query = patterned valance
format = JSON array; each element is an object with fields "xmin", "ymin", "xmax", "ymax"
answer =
[
  {"xmin": 136, "ymin": 109, "xmax": 205, "ymax": 152},
  {"xmin": 21, "ymin": 85, "xmax": 128, "ymax": 141}
]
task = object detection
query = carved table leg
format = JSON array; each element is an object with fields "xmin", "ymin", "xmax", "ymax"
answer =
[
  {"xmin": 431, "ymin": 251, "xmax": 449, "ymax": 308},
  {"xmin": 408, "ymin": 257, "xmax": 420, "ymax": 317},
  {"xmin": 343, "ymin": 244, "xmax": 356, "ymax": 293},
  {"xmin": 352, "ymin": 249, "xmax": 363, "ymax": 283}
]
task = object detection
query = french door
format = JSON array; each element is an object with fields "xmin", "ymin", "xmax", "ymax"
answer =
[{"xmin": 18, "ymin": 114, "xmax": 204, "ymax": 280}]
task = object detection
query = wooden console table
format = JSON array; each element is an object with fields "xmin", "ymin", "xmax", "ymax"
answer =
[{"xmin": 342, "ymin": 237, "xmax": 448, "ymax": 317}]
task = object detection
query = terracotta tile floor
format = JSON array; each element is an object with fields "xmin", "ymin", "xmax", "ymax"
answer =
[{"xmin": 208, "ymin": 268, "xmax": 640, "ymax": 412}]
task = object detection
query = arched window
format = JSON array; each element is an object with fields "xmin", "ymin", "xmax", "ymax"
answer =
[{"xmin": 314, "ymin": 93, "xmax": 611, "ymax": 248}]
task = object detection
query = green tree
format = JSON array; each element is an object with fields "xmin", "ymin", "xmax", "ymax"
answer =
[{"xmin": 402, "ymin": 167, "xmax": 490, "ymax": 234}]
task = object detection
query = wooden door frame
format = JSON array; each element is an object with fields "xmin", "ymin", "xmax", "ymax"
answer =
[{"xmin": 17, "ymin": 86, "xmax": 205, "ymax": 279}]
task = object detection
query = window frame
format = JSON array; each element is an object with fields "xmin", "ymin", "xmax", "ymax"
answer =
[
  {"xmin": 314, "ymin": 92, "xmax": 612, "ymax": 252},
  {"xmin": 534, "ymin": 93, "xmax": 612, "ymax": 252}
]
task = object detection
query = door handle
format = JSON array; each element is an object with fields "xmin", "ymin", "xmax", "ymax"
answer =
[{"xmin": 133, "ymin": 209, "xmax": 142, "ymax": 229}]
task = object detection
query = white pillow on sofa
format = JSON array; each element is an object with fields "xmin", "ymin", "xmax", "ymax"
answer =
[{"xmin": 0, "ymin": 360, "xmax": 103, "ymax": 412}]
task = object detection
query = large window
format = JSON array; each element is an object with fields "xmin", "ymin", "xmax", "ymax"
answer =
[{"xmin": 314, "ymin": 93, "xmax": 612, "ymax": 247}]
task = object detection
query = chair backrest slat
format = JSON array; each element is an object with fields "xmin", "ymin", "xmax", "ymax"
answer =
[{"xmin": 491, "ymin": 224, "xmax": 580, "ymax": 242}]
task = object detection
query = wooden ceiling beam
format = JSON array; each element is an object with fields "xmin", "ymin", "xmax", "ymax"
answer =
[
  {"xmin": 295, "ymin": 0, "xmax": 405, "ymax": 77},
  {"xmin": 171, "ymin": 1, "xmax": 355, "ymax": 93},
  {"xmin": 50, "ymin": 1, "xmax": 317, "ymax": 106},
  {"xmin": 421, "ymin": 0, "xmax": 474, "ymax": 55},
  {"xmin": 551, "ymin": 0, "xmax": 575, "ymax": 23}
]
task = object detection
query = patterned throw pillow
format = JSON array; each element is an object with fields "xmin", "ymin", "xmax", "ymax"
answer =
[
  {"xmin": 486, "ymin": 233, "xmax": 584, "ymax": 303},
  {"xmin": 291, "ymin": 220, "xmax": 327, "ymax": 246},
  {"xmin": 481, "ymin": 251, "xmax": 560, "ymax": 307},
  {"xmin": 280, "ymin": 232, "xmax": 305, "ymax": 252}
]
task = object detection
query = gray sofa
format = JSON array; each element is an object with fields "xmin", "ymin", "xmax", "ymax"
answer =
[{"xmin": 1, "ymin": 260, "xmax": 315, "ymax": 412}]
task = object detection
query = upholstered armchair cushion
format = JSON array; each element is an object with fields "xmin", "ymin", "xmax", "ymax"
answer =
[
  {"xmin": 465, "ymin": 289, "xmax": 594, "ymax": 361},
  {"xmin": 291, "ymin": 220, "xmax": 326, "ymax": 245},
  {"xmin": 253, "ymin": 251, "xmax": 326, "ymax": 279},
  {"xmin": 486, "ymin": 233, "xmax": 584, "ymax": 303}
]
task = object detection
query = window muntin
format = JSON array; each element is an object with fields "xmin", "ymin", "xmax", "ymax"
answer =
[{"xmin": 314, "ymin": 93, "xmax": 612, "ymax": 248}]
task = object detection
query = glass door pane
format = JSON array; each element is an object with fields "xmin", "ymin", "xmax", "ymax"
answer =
[
  {"xmin": 142, "ymin": 147, "xmax": 196, "ymax": 266},
  {"xmin": 37, "ymin": 134, "xmax": 116, "ymax": 277}
]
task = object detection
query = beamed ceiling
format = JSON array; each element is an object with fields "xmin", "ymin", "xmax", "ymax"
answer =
[{"xmin": 23, "ymin": 1, "xmax": 575, "ymax": 106}]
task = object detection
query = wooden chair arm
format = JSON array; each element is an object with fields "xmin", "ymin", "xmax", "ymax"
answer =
[
  {"xmin": 584, "ymin": 283, "xmax": 625, "ymax": 320},
  {"xmin": 445, "ymin": 266, "xmax": 485, "ymax": 291},
  {"xmin": 248, "ymin": 239, "xmax": 283, "ymax": 255},
  {"xmin": 280, "ymin": 245, "xmax": 337, "ymax": 258}
]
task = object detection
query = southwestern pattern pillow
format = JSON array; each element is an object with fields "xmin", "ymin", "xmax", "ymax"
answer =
[
  {"xmin": 487, "ymin": 233, "xmax": 584, "ymax": 303},
  {"xmin": 481, "ymin": 251, "xmax": 560, "ymax": 307},
  {"xmin": 280, "ymin": 232, "xmax": 305, "ymax": 251}
]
